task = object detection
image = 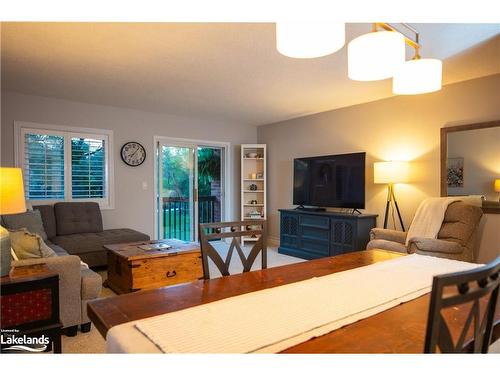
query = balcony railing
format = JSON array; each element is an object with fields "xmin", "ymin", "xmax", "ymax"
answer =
[{"xmin": 162, "ymin": 196, "xmax": 218, "ymax": 241}]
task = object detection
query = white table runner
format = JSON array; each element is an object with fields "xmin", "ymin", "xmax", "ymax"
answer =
[{"xmin": 128, "ymin": 254, "xmax": 480, "ymax": 353}]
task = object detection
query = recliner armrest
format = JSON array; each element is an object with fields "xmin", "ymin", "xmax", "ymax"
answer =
[
  {"xmin": 408, "ymin": 237, "xmax": 465, "ymax": 255},
  {"xmin": 370, "ymin": 228, "xmax": 407, "ymax": 244}
]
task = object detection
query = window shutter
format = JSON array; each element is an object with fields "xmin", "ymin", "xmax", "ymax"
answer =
[
  {"xmin": 24, "ymin": 133, "xmax": 65, "ymax": 199},
  {"xmin": 71, "ymin": 137, "xmax": 106, "ymax": 199}
]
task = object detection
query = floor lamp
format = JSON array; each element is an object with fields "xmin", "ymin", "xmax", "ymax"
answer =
[{"xmin": 374, "ymin": 161, "xmax": 409, "ymax": 231}]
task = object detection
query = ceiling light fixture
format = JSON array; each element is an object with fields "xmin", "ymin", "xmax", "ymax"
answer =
[
  {"xmin": 348, "ymin": 28, "xmax": 405, "ymax": 81},
  {"xmin": 390, "ymin": 24, "xmax": 443, "ymax": 95},
  {"xmin": 348, "ymin": 23, "xmax": 442, "ymax": 94},
  {"xmin": 276, "ymin": 21, "xmax": 345, "ymax": 59}
]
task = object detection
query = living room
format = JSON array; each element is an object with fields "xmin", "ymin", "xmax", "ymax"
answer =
[{"xmin": 1, "ymin": 0, "xmax": 499, "ymax": 372}]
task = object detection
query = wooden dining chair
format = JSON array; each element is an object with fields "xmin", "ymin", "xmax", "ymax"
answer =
[
  {"xmin": 424, "ymin": 256, "xmax": 500, "ymax": 353},
  {"xmin": 198, "ymin": 220, "xmax": 267, "ymax": 279}
]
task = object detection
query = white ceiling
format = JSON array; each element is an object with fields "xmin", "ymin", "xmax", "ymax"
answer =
[{"xmin": 1, "ymin": 22, "xmax": 499, "ymax": 125}]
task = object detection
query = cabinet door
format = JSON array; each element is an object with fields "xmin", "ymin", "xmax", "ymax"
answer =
[
  {"xmin": 280, "ymin": 213, "xmax": 299, "ymax": 248},
  {"xmin": 330, "ymin": 219, "xmax": 356, "ymax": 255}
]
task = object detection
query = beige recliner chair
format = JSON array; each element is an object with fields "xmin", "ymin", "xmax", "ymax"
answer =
[{"xmin": 367, "ymin": 201, "xmax": 483, "ymax": 262}]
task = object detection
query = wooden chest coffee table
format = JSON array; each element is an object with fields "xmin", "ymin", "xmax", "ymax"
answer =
[{"xmin": 104, "ymin": 240, "xmax": 203, "ymax": 294}]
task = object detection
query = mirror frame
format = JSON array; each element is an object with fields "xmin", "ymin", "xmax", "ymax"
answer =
[{"xmin": 440, "ymin": 120, "xmax": 500, "ymax": 214}]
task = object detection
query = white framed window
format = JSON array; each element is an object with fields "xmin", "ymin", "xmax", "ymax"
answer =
[{"xmin": 15, "ymin": 121, "xmax": 114, "ymax": 209}]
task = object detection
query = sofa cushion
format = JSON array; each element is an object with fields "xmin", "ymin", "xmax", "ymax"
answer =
[
  {"xmin": 54, "ymin": 202, "xmax": 103, "ymax": 235},
  {"xmin": 45, "ymin": 240, "xmax": 69, "ymax": 256},
  {"xmin": 437, "ymin": 202, "xmax": 483, "ymax": 246},
  {"xmin": 32, "ymin": 205, "xmax": 57, "ymax": 239},
  {"xmin": 2, "ymin": 210, "xmax": 48, "ymax": 240},
  {"xmin": 80, "ymin": 267, "xmax": 102, "ymax": 300},
  {"xmin": 51, "ymin": 228, "xmax": 150, "ymax": 255},
  {"xmin": 38, "ymin": 238, "xmax": 58, "ymax": 258}
]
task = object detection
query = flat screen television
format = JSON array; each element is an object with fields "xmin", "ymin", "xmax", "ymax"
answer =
[{"xmin": 293, "ymin": 152, "xmax": 365, "ymax": 209}]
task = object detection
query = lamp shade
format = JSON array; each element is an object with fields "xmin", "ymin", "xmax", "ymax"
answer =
[
  {"xmin": 495, "ymin": 179, "xmax": 500, "ymax": 193},
  {"xmin": 276, "ymin": 21, "xmax": 345, "ymax": 58},
  {"xmin": 374, "ymin": 161, "xmax": 409, "ymax": 184},
  {"xmin": 393, "ymin": 58, "xmax": 442, "ymax": 95},
  {"xmin": 0, "ymin": 168, "xmax": 27, "ymax": 214},
  {"xmin": 348, "ymin": 31, "xmax": 405, "ymax": 81}
]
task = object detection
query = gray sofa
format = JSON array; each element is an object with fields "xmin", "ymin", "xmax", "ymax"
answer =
[
  {"xmin": 33, "ymin": 202, "xmax": 149, "ymax": 267},
  {"xmin": 2, "ymin": 202, "xmax": 149, "ymax": 335},
  {"xmin": 367, "ymin": 201, "xmax": 483, "ymax": 262}
]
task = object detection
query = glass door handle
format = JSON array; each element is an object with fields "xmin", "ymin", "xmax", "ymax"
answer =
[{"xmin": 194, "ymin": 188, "xmax": 198, "ymax": 202}]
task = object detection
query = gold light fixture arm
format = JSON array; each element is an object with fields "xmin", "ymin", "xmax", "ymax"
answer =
[{"xmin": 373, "ymin": 22, "xmax": 421, "ymax": 59}]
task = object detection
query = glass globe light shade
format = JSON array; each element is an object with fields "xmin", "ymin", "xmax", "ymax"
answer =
[
  {"xmin": 276, "ymin": 21, "xmax": 345, "ymax": 58},
  {"xmin": 393, "ymin": 58, "xmax": 442, "ymax": 95},
  {"xmin": 348, "ymin": 31, "xmax": 405, "ymax": 81}
]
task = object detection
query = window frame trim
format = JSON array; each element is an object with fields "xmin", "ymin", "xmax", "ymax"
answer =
[{"xmin": 14, "ymin": 121, "xmax": 115, "ymax": 210}]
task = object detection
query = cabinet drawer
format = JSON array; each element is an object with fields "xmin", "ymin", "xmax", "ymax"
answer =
[
  {"xmin": 300, "ymin": 239, "xmax": 330, "ymax": 257},
  {"xmin": 131, "ymin": 252, "xmax": 203, "ymax": 289},
  {"xmin": 301, "ymin": 226, "xmax": 329, "ymax": 241},
  {"xmin": 300, "ymin": 215, "xmax": 329, "ymax": 229}
]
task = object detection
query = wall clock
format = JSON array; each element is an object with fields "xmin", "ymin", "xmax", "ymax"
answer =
[{"xmin": 121, "ymin": 142, "xmax": 146, "ymax": 167}]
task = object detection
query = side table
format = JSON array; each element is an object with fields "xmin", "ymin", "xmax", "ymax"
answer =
[{"xmin": 0, "ymin": 264, "xmax": 62, "ymax": 353}]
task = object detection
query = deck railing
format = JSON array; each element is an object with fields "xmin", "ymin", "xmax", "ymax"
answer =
[{"xmin": 162, "ymin": 196, "xmax": 217, "ymax": 240}]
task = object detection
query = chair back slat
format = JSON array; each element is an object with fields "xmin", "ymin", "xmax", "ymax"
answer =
[
  {"xmin": 424, "ymin": 256, "xmax": 500, "ymax": 353},
  {"xmin": 199, "ymin": 220, "xmax": 267, "ymax": 279}
]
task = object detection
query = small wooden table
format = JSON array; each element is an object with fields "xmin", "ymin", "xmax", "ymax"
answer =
[
  {"xmin": 89, "ymin": 249, "xmax": 500, "ymax": 353},
  {"xmin": 1, "ymin": 264, "xmax": 62, "ymax": 353},
  {"xmin": 105, "ymin": 239, "xmax": 203, "ymax": 294}
]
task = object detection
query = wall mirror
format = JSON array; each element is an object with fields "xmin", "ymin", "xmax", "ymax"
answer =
[{"xmin": 440, "ymin": 120, "xmax": 500, "ymax": 214}]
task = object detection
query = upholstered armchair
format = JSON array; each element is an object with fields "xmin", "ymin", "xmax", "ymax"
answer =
[{"xmin": 367, "ymin": 201, "xmax": 483, "ymax": 262}]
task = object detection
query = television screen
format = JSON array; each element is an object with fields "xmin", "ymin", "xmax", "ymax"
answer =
[{"xmin": 293, "ymin": 152, "xmax": 365, "ymax": 209}]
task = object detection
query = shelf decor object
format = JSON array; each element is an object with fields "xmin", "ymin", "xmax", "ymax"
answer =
[
  {"xmin": 374, "ymin": 161, "xmax": 410, "ymax": 231},
  {"xmin": 0, "ymin": 168, "xmax": 27, "ymax": 276},
  {"xmin": 241, "ymin": 144, "xmax": 267, "ymax": 245}
]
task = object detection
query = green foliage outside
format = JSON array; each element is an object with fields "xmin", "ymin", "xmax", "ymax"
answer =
[
  {"xmin": 161, "ymin": 147, "xmax": 221, "ymax": 198},
  {"xmin": 71, "ymin": 138, "xmax": 105, "ymax": 198},
  {"xmin": 161, "ymin": 146, "xmax": 221, "ymax": 240},
  {"xmin": 25, "ymin": 134, "xmax": 105, "ymax": 200}
]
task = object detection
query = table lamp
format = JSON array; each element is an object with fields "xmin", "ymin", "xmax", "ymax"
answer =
[
  {"xmin": 495, "ymin": 179, "xmax": 500, "ymax": 201},
  {"xmin": 0, "ymin": 168, "xmax": 27, "ymax": 276},
  {"xmin": 374, "ymin": 161, "xmax": 409, "ymax": 231}
]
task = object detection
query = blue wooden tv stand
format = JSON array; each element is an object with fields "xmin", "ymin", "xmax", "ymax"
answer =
[{"xmin": 278, "ymin": 209, "xmax": 378, "ymax": 260}]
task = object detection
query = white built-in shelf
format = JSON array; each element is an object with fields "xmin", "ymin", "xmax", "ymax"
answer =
[{"xmin": 241, "ymin": 144, "xmax": 267, "ymax": 245}]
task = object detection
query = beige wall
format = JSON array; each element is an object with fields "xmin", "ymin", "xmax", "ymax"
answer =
[
  {"xmin": 1, "ymin": 91, "xmax": 257, "ymax": 238},
  {"xmin": 258, "ymin": 74, "xmax": 500, "ymax": 263}
]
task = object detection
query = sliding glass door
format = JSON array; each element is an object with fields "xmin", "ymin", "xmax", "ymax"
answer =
[{"xmin": 156, "ymin": 140, "xmax": 225, "ymax": 241}]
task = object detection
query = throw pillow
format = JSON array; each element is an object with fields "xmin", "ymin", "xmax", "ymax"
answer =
[
  {"xmin": 2, "ymin": 210, "xmax": 48, "ymax": 240},
  {"xmin": 9, "ymin": 228, "xmax": 57, "ymax": 259},
  {"xmin": 39, "ymin": 238, "xmax": 57, "ymax": 258},
  {"xmin": 9, "ymin": 228, "xmax": 43, "ymax": 259}
]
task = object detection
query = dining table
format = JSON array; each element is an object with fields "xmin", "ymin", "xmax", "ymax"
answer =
[{"xmin": 87, "ymin": 249, "xmax": 500, "ymax": 353}]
